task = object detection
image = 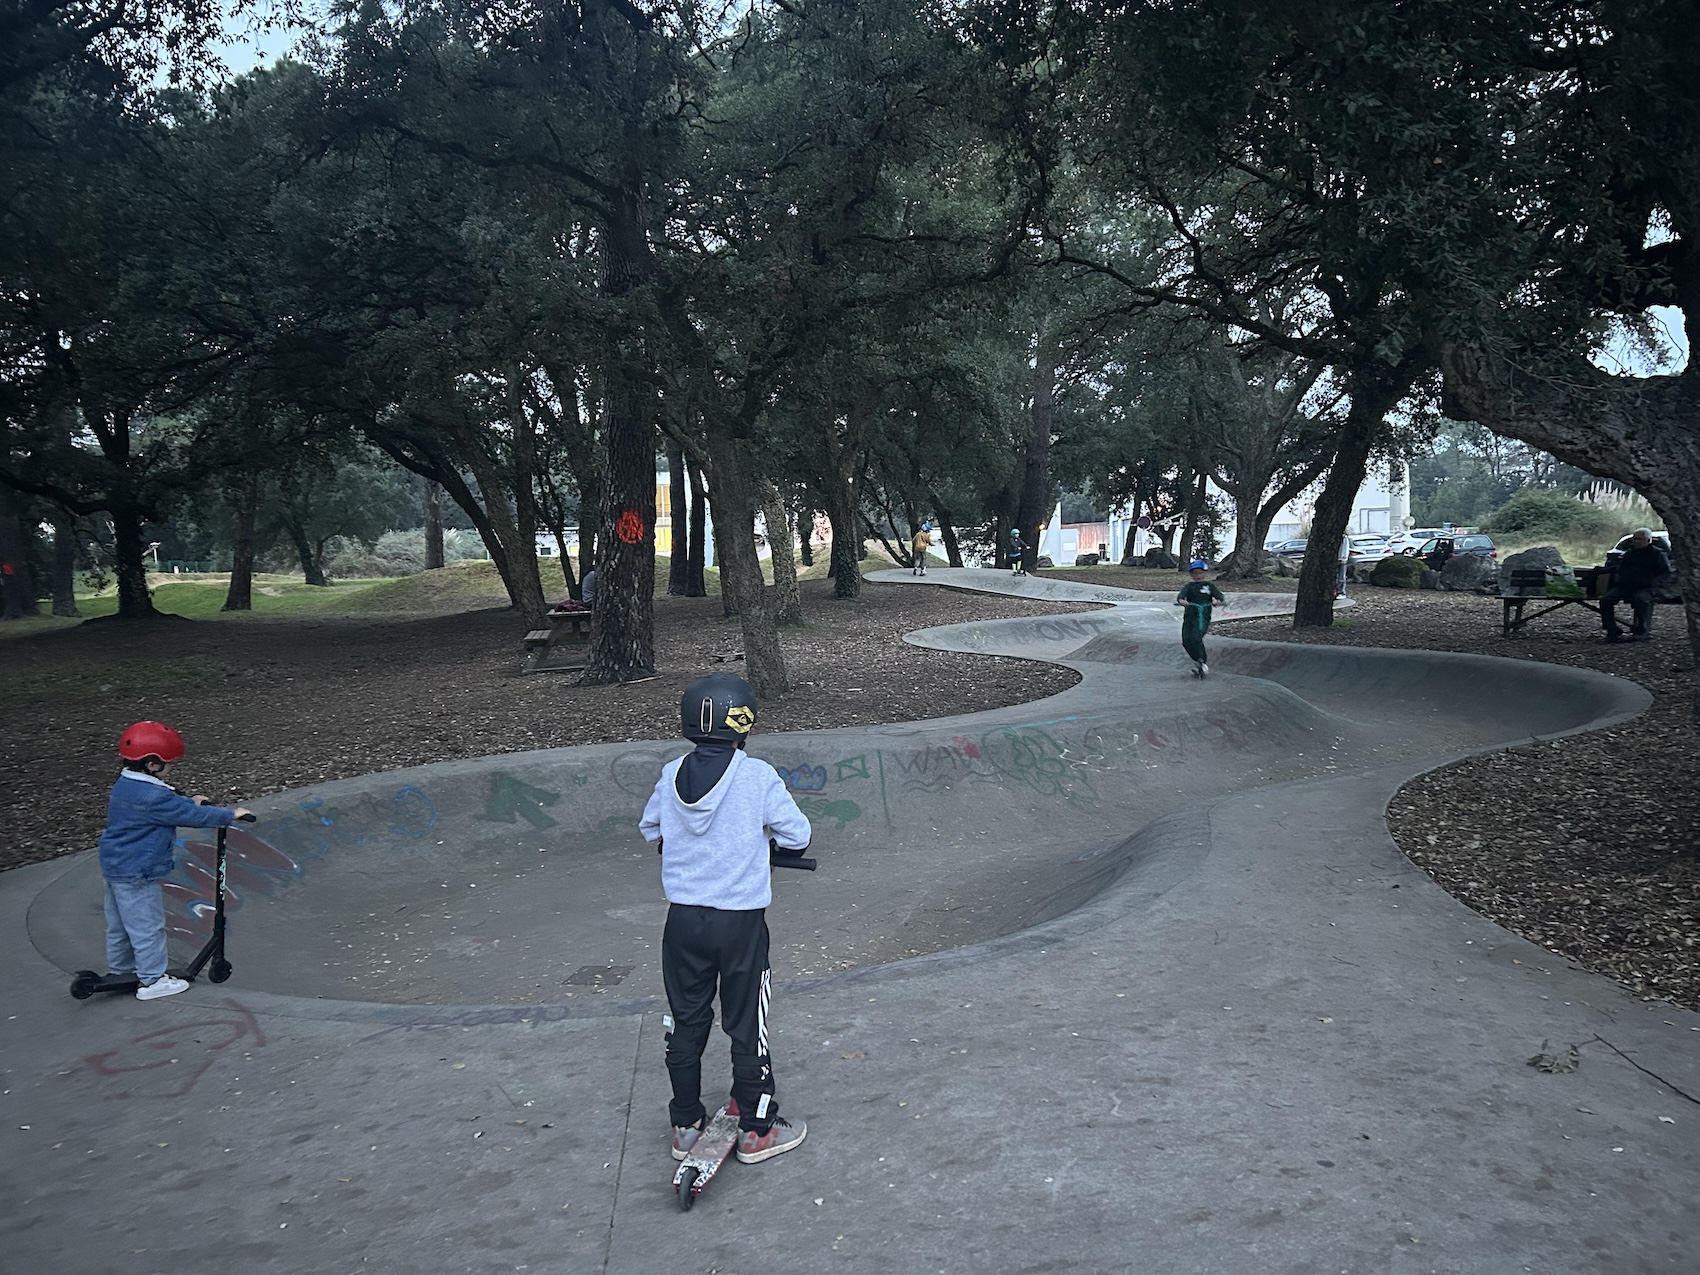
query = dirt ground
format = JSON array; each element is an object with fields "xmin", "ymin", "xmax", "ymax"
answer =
[{"xmin": 5, "ymin": 567, "xmax": 1694, "ymax": 1012}]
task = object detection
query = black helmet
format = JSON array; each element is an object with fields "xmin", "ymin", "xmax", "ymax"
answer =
[{"xmin": 680, "ymin": 673, "xmax": 757, "ymax": 743}]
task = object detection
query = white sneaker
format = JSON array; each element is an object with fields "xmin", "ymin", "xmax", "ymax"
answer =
[
  {"xmin": 1200, "ymin": 663, "xmax": 1209, "ymax": 676},
  {"xmin": 136, "ymin": 975, "xmax": 189, "ymax": 1001}
]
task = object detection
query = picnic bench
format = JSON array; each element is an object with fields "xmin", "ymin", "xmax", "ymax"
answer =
[
  {"xmin": 1500, "ymin": 567, "xmax": 1600, "ymax": 638},
  {"xmin": 523, "ymin": 608, "xmax": 592, "ymax": 673}
]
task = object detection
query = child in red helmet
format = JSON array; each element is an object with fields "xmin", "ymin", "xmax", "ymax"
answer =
[{"xmin": 99, "ymin": 722, "xmax": 251, "ymax": 1000}]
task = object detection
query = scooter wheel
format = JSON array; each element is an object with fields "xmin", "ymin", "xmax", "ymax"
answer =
[
  {"xmin": 677, "ymin": 1167, "xmax": 698, "ymax": 1211},
  {"xmin": 70, "ymin": 971, "xmax": 99, "ymax": 1000},
  {"xmin": 209, "ymin": 958, "xmax": 233, "ymax": 983}
]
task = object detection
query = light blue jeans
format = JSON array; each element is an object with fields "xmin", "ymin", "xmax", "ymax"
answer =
[{"xmin": 104, "ymin": 880, "xmax": 169, "ymax": 983}]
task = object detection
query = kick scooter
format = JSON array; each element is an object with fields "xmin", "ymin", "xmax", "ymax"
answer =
[{"xmin": 70, "ymin": 813, "xmax": 257, "ymax": 1000}]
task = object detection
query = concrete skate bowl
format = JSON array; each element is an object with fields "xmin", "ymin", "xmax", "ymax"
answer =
[{"xmin": 26, "ymin": 603, "xmax": 1646, "ymax": 1019}]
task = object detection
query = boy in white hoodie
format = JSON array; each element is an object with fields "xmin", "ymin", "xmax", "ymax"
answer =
[{"xmin": 641, "ymin": 673, "xmax": 813, "ymax": 1165}]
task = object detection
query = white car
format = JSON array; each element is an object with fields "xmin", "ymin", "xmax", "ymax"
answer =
[
  {"xmin": 1387, "ymin": 528, "xmax": 1445, "ymax": 555},
  {"xmin": 1347, "ymin": 535, "xmax": 1392, "ymax": 564}
]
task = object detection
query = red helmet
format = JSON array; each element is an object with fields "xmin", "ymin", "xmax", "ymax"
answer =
[{"xmin": 118, "ymin": 721, "xmax": 186, "ymax": 764}]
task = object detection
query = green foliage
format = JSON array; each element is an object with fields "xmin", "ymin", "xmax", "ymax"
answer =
[{"xmin": 1483, "ymin": 490, "xmax": 1617, "ymax": 541}]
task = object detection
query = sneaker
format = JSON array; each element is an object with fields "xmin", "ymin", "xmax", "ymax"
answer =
[
  {"xmin": 671, "ymin": 1122, "xmax": 703, "ymax": 1162},
  {"xmin": 1630, "ymin": 632, "xmax": 1651, "ymax": 642},
  {"xmin": 1602, "ymin": 631, "xmax": 1623, "ymax": 643},
  {"xmin": 1199, "ymin": 662, "xmax": 1209, "ymax": 677},
  {"xmin": 136, "ymin": 975, "xmax": 188, "ymax": 1001},
  {"xmin": 736, "ymin": 1116, "xmax": 807, "ymax": 1164}
]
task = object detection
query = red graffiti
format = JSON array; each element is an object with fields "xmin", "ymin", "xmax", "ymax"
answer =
[
  {"xmin": 83, "ymin": 1000, "xmax": 267, "ymax": 1099},
  {"xmin": 615, "ymin": 510, "xmax": 645, "ymax": 544},
  {"xmin": 1206, "ymin": 716, "xmax": 1249, "ymax": 749},
  {"xmin": 1144, "ymin": 729, "xmax": 1171, "ymax": 749},
  {"xmin": 949, "ymin": 735, "xmax": 982, "ymax": 760}
]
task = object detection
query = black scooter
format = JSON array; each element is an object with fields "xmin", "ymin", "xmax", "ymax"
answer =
[{"xmin": 70, "ymin": 813, "xmax": 257, "ymax": 1000}]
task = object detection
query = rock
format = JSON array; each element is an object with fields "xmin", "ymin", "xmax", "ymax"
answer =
[
  {"xmin": 1143, "ymin": 547, "xmax": 1180, "ymax": 570},
  {"xmin": 1036, "ymin": 555, "xmax": 1054, "ymax": 569},
  {"xmin": 1440, "ymin": 553, "xmax": 1499, "ymax": 593},
  {"xmin": 1073, "ymin": 553, "xmax": 1100, "ymax": 567},
  {"xmin": 1273, "ymin": 554, "xmax": 1302, "ymax": 578},
  {"xmin": 1419, "ymin": 568, "xmax": 1442, "ymax": 590},
  {"xmin": 1370, "ymin": 555, "xmax": 1426, "ymax": 588},
  {"xmin": 1500, "ymin": 546, "xmax": 1578, "ymax": 596}
]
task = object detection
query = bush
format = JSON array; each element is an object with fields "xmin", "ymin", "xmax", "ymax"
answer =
[
  {"xmin": 1370, "ymin": 554, "xmax": 1427, "ymax": 588},
  {"xmin": 1483, "ymin": 489, "xmax": 1616, "ymax": 541},
  {"xmin": 323, "ymin": 528, "xmax": 486, "ymax": 578}
]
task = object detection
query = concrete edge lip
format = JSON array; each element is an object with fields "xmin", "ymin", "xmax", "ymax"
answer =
[{"xmin": 25, "ymin": 572, "xmax": 1654, "ymax": 1024}]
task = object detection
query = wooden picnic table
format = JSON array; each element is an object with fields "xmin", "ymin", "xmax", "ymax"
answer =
[{"xmin": 522, "ymin": 608, "xmax": 593, "ymax": 673}]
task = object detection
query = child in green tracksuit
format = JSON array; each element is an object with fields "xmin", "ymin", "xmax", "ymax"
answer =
[{"xmin": 1175, "ymin": 559, "xmax": 1227, "ymax": 678}]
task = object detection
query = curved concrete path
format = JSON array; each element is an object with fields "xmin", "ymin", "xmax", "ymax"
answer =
[{"xmin": 4, "ymin": 568, "xmax": 1695, "ymax": 1274}]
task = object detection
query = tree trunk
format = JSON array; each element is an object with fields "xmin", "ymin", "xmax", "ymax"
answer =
[
  {"xmin": 1214, "ymin": 454, "xmax": 1330, "ymax": 580},
  {"xmin": 222, "ymin": 471, "xmax": 258, "ymax": 611},
  {"xmin": 707, "ymin": 433, "xmax": 789, "ymax": 697},
  {"xmin": 1177, "ymin": 471, "xmax": 1209, "ymax": 564},
  {"xmin": 424, "ymin": 479, "xmax": 445, "ymax": 569},
  {"xmin": 434, "ymin": 406, "xmax": 547, "ymax": 625},
  {"xmin": 50, "ymin": 508, "xmax": 78, "ymax": 617},
  {"xmin": 665, "ymin": 440, "xmax": 689, "ymax": 595},
  {"xmin": 284, "ymin": 518, "xmax": 329, "ymax": 587},
  {"xmin": 507, "ymin": 365, "xmax": 542, "ymax": 600},
  {"xmin": 823, "ymin": 476, "xmax": 861, "ymax": 598},
  {"xmin": 578, "ymin": 379, "xmax": 657, "ymax": 684},
  {"xmin": 1014, "ymin": 318, "xmax": 1057, "ymax": 574},
  {"xmin": 686, "ymin": 453, "xmax": 708, "ymax": 596},
  {"xmin": 761, "ymin": 482, "xmax": 802, "ymax": 625},
  {"xmin": 797, "ymin": 507, "xmax": 814, "ymax": 568},
  {"xmin": 1441, "ymin": 341, "xmax": 1700, "ymax": 710},
  {"xmin": 1294, "ymin": 381, "xmax": 1403, "ymax": 627},
  {"xmin": 111, "ymin": 504, "xmax": 159, "ymax": 617},
  {"xmin": 0, "ymin": 487, "xmax": 39, "ymax": 618}
]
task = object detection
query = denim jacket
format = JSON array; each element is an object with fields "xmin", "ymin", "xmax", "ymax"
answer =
[{"xmin": 98, "ymin": 771, "xmax": 235, "ymax": 883}]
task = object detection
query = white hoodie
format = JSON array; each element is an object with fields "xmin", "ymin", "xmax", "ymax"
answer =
[{"xmin": 640, "ymin": 750, "xmax": 813, "ymax": 910}]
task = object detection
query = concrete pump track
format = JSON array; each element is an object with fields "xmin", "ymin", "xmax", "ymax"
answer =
[{"xmin": 5, "ymin": 568, "xmax": 1696, "ymax": 1274}]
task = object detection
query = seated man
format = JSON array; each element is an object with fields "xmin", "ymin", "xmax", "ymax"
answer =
[{"xmin": 1600, "ymin": 528, "xmax": 1673, "ymax": 642}]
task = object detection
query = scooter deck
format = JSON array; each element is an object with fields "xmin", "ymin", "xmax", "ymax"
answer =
[{"xmin": 672, "ymin": 1105, "xmax": 741, "ymax": 1211}]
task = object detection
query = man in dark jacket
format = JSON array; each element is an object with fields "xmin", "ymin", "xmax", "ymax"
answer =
[{"xmin": 1601, "ymin": 528, "xmax": 1674, "ymax": 641}]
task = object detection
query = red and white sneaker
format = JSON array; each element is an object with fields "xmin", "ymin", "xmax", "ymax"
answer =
[{"xmin": 736, "ymin": 1116, "xmax": 807, "ymax": 1164}]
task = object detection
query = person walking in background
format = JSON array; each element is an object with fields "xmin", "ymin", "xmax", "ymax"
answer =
[
  {"xmin": 1008, "ymin": 527, "xmax": 1027, "ymax": 577},
  {"xmin": 910, "ymin": 522, "xmax": 934, "ymax": 576}
]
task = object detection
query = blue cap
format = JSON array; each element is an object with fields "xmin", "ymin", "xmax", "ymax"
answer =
[{"xmin": 1188, "ymin": 559, "xmax": 1209, "ymax": 571}]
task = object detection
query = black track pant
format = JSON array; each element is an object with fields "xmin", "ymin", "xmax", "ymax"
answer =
[
  {"xmin": 662, "ymin": 904, "xmax": 776, "ymax": 1133},
  {"xmin": 1600, "ymin": 585, "xmax": 1655, "ymax": 636},
  {"xmin": 1181, "ymin": 617, "xmax": 1209, "ymax": 665}
]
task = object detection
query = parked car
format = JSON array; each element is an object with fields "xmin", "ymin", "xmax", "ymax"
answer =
[
  {"xmin": 1347, "ymin": 534, "xmax": 1392, "ymax": 564},
  {"xmin": 1387, "ymin": 528, "xmax": 1444, "ymax": 555},
  {"xmin": 1417, "ymin": 533, "xmax": 1497, "ymax": 566},
  {"xmin": 1265, "ymin": 538, "xmax": 1308, "ymax": 557}
]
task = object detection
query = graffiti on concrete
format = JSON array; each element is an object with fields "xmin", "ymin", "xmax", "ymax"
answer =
[
  {"xmin": 795, "ymin": 797, "xmax": 862, "ymax": 829},
  {"xmin": 482, "ymin": 774, "xmax": 561, "ymax": 830},
  {"xmin": 833, "ymin": 755, "xmax": 870, "ymax": 782},
  {"xmin": 82, "ymin": 999, "xmax": 266, "ymax": 1099},
  {"xmin": 774, "ymin": 764, "xmax": 828, "ymax": 793}
]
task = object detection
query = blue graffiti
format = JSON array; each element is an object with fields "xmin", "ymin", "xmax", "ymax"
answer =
[{"xmin": 775, "ymin": 764, "xmax": 828, "ymax": 793}]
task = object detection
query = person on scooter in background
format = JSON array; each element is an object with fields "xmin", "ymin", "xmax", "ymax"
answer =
[
  {"xmin": 100, "ymin": 722, "xmax": 252, "ymax": 1000},
  {"xmin": 1175, "ymin": 559, "xmax": 1229, "ymax": 678},
  {"xmin": 911, "ymin": 522, "xmax": 934, "ymax": 576},
  {"xmin": 640, "ymin": 674, "xmax": 813, "ymax": 1166},
  {"xmin": 1008, "ymin": 526, "xmax": 1028, "ymax": 576}
]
